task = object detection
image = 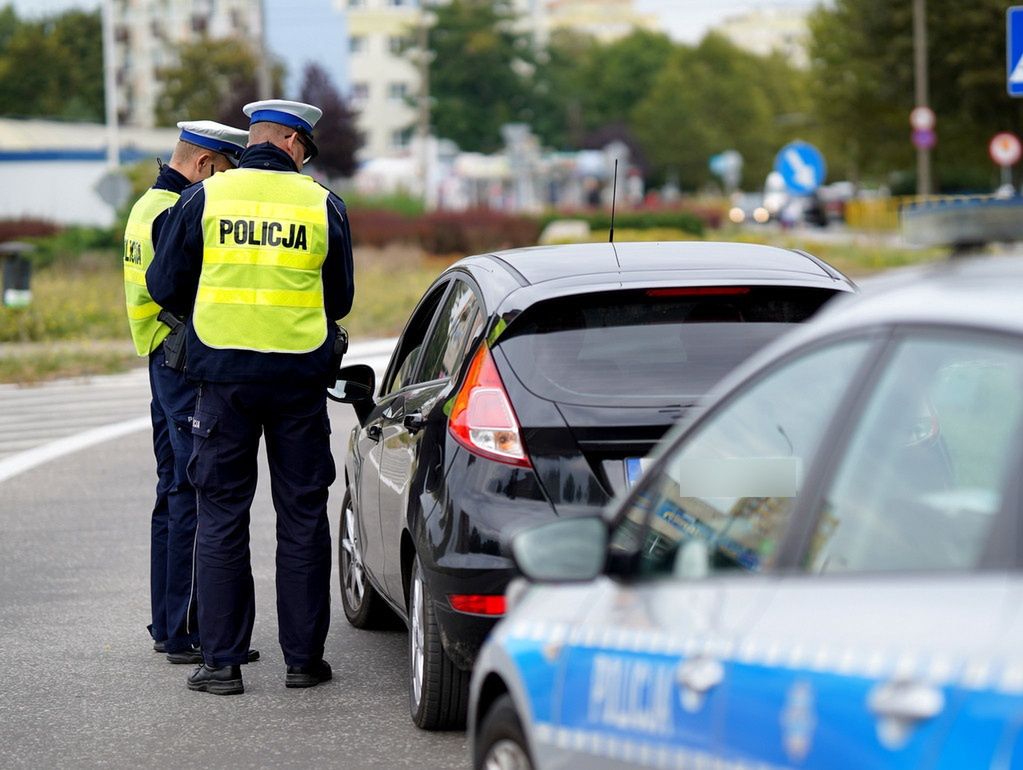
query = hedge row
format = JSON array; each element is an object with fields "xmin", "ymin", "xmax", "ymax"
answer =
[
  {"xmin": 537, "ymin": 207, "xmax": 718, "ymax": 235},
  {"xmin": 351, "ymin": 209, "xmax": 542, "ymax": 255},
  {"xmin": 350, "ymin": 205, "xmax": 721, "ymax": 255}
]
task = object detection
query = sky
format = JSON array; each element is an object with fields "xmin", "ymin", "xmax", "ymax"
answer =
[{"xmin": 8, "ymin": 0, "xmax": 819, "ymax": 92}]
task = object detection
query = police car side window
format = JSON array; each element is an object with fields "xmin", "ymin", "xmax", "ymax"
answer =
[
  {"xmin": 806, "ymin": 333, "xmax": 1023, "ymax": 574},
  {"xmin": 610, "ymin": 339, "xmax": 872, "ymax": 579},
  {"xmin": 417, "ymin": 282, "xmax": 482, "ymax": 383}
]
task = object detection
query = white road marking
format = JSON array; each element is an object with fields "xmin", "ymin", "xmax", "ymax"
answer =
[
  {"xmin": 0, "ymin": 416, "xmax": 152, "ymax": 484},
  {"xmin": 0, "ymin": 339, "xmax": 396, "ymax": 484}
]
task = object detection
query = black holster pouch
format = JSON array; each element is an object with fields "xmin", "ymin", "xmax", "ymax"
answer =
[{"xmin": 157, "ymin": 310, "xmax": 187, "ymax": 371}]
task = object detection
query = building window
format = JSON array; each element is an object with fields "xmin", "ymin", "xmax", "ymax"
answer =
[
  {"xmin": 349, "ymin": 35, "xmax": 367, "ymax": 53},
  {"xmin": 348, "ymin": 0, "xmax": 366, "ymax": 7},
  {"xmin": 388, "ymin": 35, "xmax": 407, "ymax": 54},
  {"xmin": 388, "ymin": 82, "xmax": 409, "ymax": 102},
  {"xmin": 352, "ymin": 82, "xmax": 370, "ymax": 104},
  {"xmin": 391, "ymin": 127, "xmax": 413, "ymax": 148}
]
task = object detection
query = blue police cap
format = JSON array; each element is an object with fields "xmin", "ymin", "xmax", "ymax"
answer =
[
  {"xmin": 176, "ymin": 120, "xmax": 249, "ymax": 166},
  {"xmin": 243, "ymin": 99, "xmax": 323, "ymax": 135}
]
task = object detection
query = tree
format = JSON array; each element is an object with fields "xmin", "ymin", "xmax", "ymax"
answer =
[
  {"xmin": 155, "ymin": 36, "xmax": 283, "ymax": 127},
  {"xmin": 807, "ymin": 0, "xmax": 1023, "ymax": 190},
  {"xmin": 0, "ymin": 8, "xmax": 103, "ymax": 121},
  {"xmin": 529, "ymin": 28, "xmax": 675, "ymax": 151},
  {"xmin": 427, "ymin": 0, "xmax": 535, "ymax": 153},
  {"xmin": 298, "ymin": 63, "xmax": 362, "ymax": 178},
  {"xmin": 632, "ymin": 34, "xmax": 803, "ymax": 190}
]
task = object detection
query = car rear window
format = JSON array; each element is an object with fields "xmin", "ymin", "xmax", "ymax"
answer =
[{"xmin": 497, "ymin": 286, "xmax": 839, "ymax": 406}]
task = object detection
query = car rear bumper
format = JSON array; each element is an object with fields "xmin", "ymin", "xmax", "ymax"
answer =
[{"xmin": 423, "ymin": 559, "xmax": 512, "ymax": 670}]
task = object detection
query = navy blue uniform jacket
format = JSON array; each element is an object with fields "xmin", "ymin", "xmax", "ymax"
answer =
[
  {"xmin": 147, "ymin": 143, "xmax": 355, "ymax": 384},
  {"xmin": 150, "ymin": 164, "xmax": 191, "ymax": 245}
]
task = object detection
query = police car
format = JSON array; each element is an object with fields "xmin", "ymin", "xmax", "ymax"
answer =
[{"xmin": 468, "ymin": 256, "xmax": 1023, "ymax": 770}]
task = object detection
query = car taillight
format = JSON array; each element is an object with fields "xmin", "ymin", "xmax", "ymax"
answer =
[
  {"xmin": 448, "ymin": 343, "xmax": 531, "ymax": 468},
  {"xmin": 448, "ymin": 594, "xmax": 506, "ymax": 616}
]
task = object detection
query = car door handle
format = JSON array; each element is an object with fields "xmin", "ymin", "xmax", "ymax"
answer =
[
  {"xmin": 403, "ymin": 412, "xmax": 426, "ymax": 434},
  {"xmin": 676, "ymin": 656, "xmax": 724, "ymax": 694},
  {"xmin": 366, "ymin": 424, "xmax": 382, "ymax": 442},
  {"xmin": 867, "ymin": 679, "xmax": 945, "ymax": 722}
]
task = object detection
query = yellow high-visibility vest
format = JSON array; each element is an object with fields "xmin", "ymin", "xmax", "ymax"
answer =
[
  {"xmin": 123, "ymin": 188, "xmax": 180, "ymax": 357},
  {"xmin": 193, "ymin": 169, "xmax": 330, "ymax": 353}
]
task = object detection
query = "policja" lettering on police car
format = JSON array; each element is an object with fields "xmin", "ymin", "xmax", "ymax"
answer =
[
  {"xmin": 218, "ymin": 219, "xmax": 308, "ymax": 250},
  {"xmin": 587, "ymin": 653, "xmax": 674, "ymax": 735}
]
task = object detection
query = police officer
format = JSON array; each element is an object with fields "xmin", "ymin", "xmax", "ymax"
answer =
[
  {"xmin": 147, "ymin": 100, "xmax": 355, "ymax": 696},
  {"xmin": 124, "ymin": 121, "xmax": 248, "ymax": 663}
]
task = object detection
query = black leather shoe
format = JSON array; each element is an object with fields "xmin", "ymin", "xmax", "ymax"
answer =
[
  {"xmin": 187, "ymin": 664, "xmax": 243, "ymax": 696},
  {"xmin": 167, "ymin": 646, "xmax": 203, "ymax": 664},
  {"xmin": 153, "ymin": 641, "xmax": 166, "ymax": 654},
  {"xmin": 169, "ymin": 647, "xmax": 261, "ymax": 664},
  {"xmin": 285, "ymin": 659, "xmax": 332, "ymax": 689}
]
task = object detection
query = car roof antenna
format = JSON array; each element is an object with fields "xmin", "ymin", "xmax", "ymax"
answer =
[{"xmin": 609, "ymin": 159, "xmax": 618, "ymax": 244}]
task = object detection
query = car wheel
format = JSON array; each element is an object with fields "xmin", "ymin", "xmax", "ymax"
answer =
[
  {"xmin": 339, "ymin": 490, "xmax": 389, "ymax": 629},
  {"xmin": 408, "ymin": 554, "xmax": 470, "ymax": 729},
  {"xmin": 474, "ymin": 694, "xmax": 533, "ymax": 770}
]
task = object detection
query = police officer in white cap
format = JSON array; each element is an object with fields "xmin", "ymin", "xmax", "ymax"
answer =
[
  {"xmin": 123, "ymin": 120, "xmax": 251, "ymax": 665},
  {"xmin": 148, "ymin": 100, "xmax": 354, "ymax": 695}
]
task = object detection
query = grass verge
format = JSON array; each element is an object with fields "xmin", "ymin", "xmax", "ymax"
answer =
[
  {"xmin": 0, "ymin": 246, "xmax": 452, "ymax": 383},
  {"xmin": 0, "ymin": 232, "xmax": 947, "ymax": 384},
  {"xmin": 0, "ymin": 348, "xmax": 141, "ymax": 385}
]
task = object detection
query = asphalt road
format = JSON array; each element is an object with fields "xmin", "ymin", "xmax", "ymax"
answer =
[{"xmin": 0, "ymin": 360, "xmax": 467, "ymax": 768}]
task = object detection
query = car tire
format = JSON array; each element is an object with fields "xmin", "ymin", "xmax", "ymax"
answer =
[
  {"xmin": 474, "ymin": 694, "xmax": 533, "ymax": 770},
  {"xmin": 408, "ymin": 554, "xmax": 470, "ymax": 730},
  {"xmin": 339, "ymin": 490, "xmax": 390, "ymax": 629}
]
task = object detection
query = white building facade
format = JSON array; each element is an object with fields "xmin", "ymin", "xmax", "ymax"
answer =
[
  {"xmin": 712, "ymin": 8, "xmax": 809, "ymax": 68},
  {"xmin": 112, "ymin": 0, "xmax": 261, "ymax": 128}
]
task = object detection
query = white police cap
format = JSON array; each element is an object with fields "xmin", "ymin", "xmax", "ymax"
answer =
[
  {"xmin": 243, "ymin": 99, "xmax": 323, "ymax": 135},
  {"xmin": 176, "ymin": 120, "xmax": 249, "ymax": 166}
]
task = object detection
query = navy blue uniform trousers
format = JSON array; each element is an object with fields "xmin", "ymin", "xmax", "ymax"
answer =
[
  {"xmin": 189, "ymin": 380, "xmax": 335, "ymax": 668},
  {"xmin": 147, "ymin": 346, "xmax": 199, "ymax": 652}
]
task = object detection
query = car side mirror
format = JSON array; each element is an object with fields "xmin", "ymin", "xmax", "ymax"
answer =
[
  {"xmin": 511, "ymin": 516, "xmax": 608, "ymax": 583},
  {"xmin": 327, "ymin": 364, "xmax": 376, "ymax": 424}
]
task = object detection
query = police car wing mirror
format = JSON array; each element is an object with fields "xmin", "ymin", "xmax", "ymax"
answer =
[
  {"xmin": 511, "ymin": 516, "xmax": 607, "ymax": 583},
  {"xmin": 327, "ymin": 364, "xmax": 376, "ymax": 423}
]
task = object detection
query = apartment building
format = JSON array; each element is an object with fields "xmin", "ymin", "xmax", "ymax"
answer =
[
  {"xmin": 543, "ymin": 0, "xmax": 657, "ymax": 43},
  {"xmin": 712, "ymin": 7, "xmax": 809, "ymax": 68},
  {"xmin": 343, "ymin": 0, "xmax": 654, "ymax": 159},
  {"xmin": 112, "ymin": 0, "xmax": 261, "ymax": 128}
]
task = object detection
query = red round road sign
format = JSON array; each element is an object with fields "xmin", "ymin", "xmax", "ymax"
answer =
[
  {"xmin": 990, "ymin": 132, "xmax": 1022, "ymax": 167},
  {"xmin": 910, "ymin": 106, "xmax": 936, "ymax": 131}
]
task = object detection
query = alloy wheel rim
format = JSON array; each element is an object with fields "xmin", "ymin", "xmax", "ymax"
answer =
[
  {"xmin": 483, "ymin": 740, "xmax": 530, "ymax": 770},
  {"xmin": 410, "ymin": 567, "xmax": 425, "ymax": 709},
  {"xmin": 340, "ymin": 504, "xmax": 365, "ymax": 610}
]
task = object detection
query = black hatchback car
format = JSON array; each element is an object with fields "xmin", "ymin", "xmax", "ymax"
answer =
[{"xmin": 332, "ymin": 241, "xmax": 855, "ymax": 729}]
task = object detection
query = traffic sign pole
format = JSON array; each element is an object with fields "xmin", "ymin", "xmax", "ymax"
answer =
[{"xmin": 913, "ymin": 0, "xmax": 932, "ymax": 196}]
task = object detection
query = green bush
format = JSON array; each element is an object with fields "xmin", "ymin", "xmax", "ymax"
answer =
[
  {"xmin": 29, "ymin": 226, "xmax": 119, "ymax": 267},
  {"xmin": 342, "ymin": 191, "xmax": 427, "ymax": 218},
  {"xmin": 538, "ymin": 209, "xmax": 709, "ymax": 236}
]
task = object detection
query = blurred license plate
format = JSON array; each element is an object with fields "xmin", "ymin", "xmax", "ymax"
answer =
[{"xmin": 625, "ymin": 457, "xmax": 652, "ymax": 487}]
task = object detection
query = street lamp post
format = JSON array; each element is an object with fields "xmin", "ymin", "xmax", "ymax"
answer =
[
  {"xmin": 257, "ymin": 0, "xmax": 272, "ymax": 99},
  {"xmin": 101, "ymin": 0, "xmax": 119, "ymax": 169},
  {"xmin": 416, "ymin": 10, "xmax": 436, "ymax": 207}
]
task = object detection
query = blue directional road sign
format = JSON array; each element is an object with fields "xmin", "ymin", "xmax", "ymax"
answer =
[
  {"xmin": 1008, "ymin": 7, "xmax": 1023, "ymax": 96},
  {"xmin": 773, "ymin": 141, "xmax": 826, "ymax": 195}
]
